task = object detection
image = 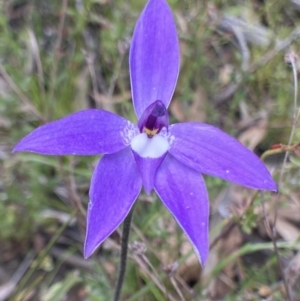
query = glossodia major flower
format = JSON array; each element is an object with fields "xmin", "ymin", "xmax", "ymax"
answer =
[{"xmin": 13, "ymin": 0, "xmax": 277, "ymax": 265}]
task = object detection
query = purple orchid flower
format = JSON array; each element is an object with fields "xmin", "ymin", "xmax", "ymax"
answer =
[{"xmin": 13, "ymin": 0, "xmax": 276, "ymax": 265}]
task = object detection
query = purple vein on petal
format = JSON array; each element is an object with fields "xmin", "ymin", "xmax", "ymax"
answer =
[
  {"xmin": 13, "ymin": 110, "xmax": 138, "ymax": 156},
  {"xmin": 84, "ymin": 147, "xmax": 142, "ymax": 258},
  {"xmin": 130, "ymin": 0, "xmax": 180, "ymax": 119}
]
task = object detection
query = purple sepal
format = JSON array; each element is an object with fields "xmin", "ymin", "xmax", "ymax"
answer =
[
  {"xmin": 137, "ymin": 100, "xmax": 169, "ymax": 135},
  {"xmin": 130, "ymin": 0, "xmax": 180, "ymax": 118},
  {"xmin": 169, "ymin": 123, "xmax": 277, "ymax": 191},
  {"xmin": 84, "ymin": 147, "xmax": 142, "ymax": 258},
  {"xmin": 13, "ymin": 110, "xmax": 138, "ymax": 156},
  {"xmin": 155, "ymin": 154, "xmax": 209, "ymax": 265},
  {"xmin": 132, "ymin": 150, "xmax": 167, "ymax": 194}
]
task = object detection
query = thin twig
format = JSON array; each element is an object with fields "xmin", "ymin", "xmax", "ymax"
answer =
[
  {"xmin": 50, "ymin": 247, "xmax": 93, "ymax": 271},
  {"xmin": 131, "ymin": 223, "xmax": 162, "ymax": 261},
  {"xmin": 84, "ymin": 51, "xmax": 99, "ymax": 105},
  {"xmin": 132, "ymin": 255, "xmax": 178, "ymax": 301},
  {"xmin": 107, "ymin": 50, "xmax": 126, "ymax": 99},
  {"xmin": 170, "ymin": 277, "xmax": 186, "ymax": 301},
  {"xmin": 260, "ymin": 51, "xmax": 300, "ymax": 301},
  {"xmin": 68, "ymin": 158, "xmax": 87, "ymax": 217},
  {"xmin": 275, "ymin": 52, "xmax": 299, "ymax": 301},
  {"xmin": 141, "ymin": 253, "xmax": 169, "ymax": 298},
  {"xmin": 0, "ymin": 64, "xmax": 45, "ymax": 121},
  {"xmin": 48, "ymin": 0, "xmax": 68, "ymax": 119},
  {"xmin": 27, "ymin": 29, "xmax": 46, "ymax": 112},
  {"xmin": 215, "ymin": 26, "xmax": 300, "ymax": 104},
  {"xmin": 273, "ymin": 52, "xmax": 300, "ymax": 226},
  {"xmin": 277, "ymin": 53, "xmax": 300, "ymax": 186},
  {"xmin": 260, "ymin": 194, "xmax": 292, "ymax": 301},
  {"xmin": 273, "ymin": 51, "xmax": 300, "ymax": 233},
  {"xmin": 112, "ymin": 207, "xmax": 135, "ymax": 301},
  {"xmin": 174, "ymin": 274, "xmax": 195, "ymax": 298},
  {"xmin": 10, "ymin": 212, "xmax": 76, "ymax": 300},
  {"xmin": 57, "ymin": 157, "xmax": 86, "ymax": 237},
  {"xmin": 0, "ymin": 252, "xmax": 35, "ymax": 301},
  {"xmin": 260, "ymin": 142, "xmax": 300, "ymax": 161},
  {"xmin": 249, "ymin": 29, "xmax": 300, "ymax": 73}
]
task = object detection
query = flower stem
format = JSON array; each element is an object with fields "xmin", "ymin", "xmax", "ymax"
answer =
[{"xmin": 112, "ymin": 207, "xmax": 134, "ymax": 301}]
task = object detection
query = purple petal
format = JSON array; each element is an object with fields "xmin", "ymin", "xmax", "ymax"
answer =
[
  {"xmin": 130, "ymin": 0, "xmax": 180, "ymax": 118},
  {"xmin": 84, "ymin": 147, "xmax": 142, "ymax": 258},
  {"xmin": 154, "ymin": 154, "xmax": 209, "ymax": 265},
  {"xmin": 168, "ymin": 123, "xmax": 277, "ymax": 191},
  {"xmin": 13, "ymin": 110, "xmax": 138, "ymax": 155},
  {"xmin": 133, "ymin": 151, "xmax": 167, "ymax": 194}
]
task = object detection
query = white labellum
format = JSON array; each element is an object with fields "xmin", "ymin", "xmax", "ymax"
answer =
[{"xmin": 131, "ymin": 133, "xmax": 169, "ymax": 158}]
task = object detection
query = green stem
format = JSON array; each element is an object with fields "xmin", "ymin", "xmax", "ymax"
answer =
[{"xmin": 112, "ymin": 207, "xmax": 134, "ymax": 301}]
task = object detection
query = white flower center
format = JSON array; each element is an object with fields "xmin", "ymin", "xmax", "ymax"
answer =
[{"xmin": 131, "ymin": 133, "xmax": 169, "ymax": 158}]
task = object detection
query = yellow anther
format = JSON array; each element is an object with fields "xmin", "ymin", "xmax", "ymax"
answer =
[{"xmin": 144, "ymin": 127, "xmax": 159, "ymax": 137}]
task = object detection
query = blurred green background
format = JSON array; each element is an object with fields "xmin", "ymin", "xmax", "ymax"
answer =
[{"xmin": 1, "ymin": 0, "xmax": 300, "ymax": 300}]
